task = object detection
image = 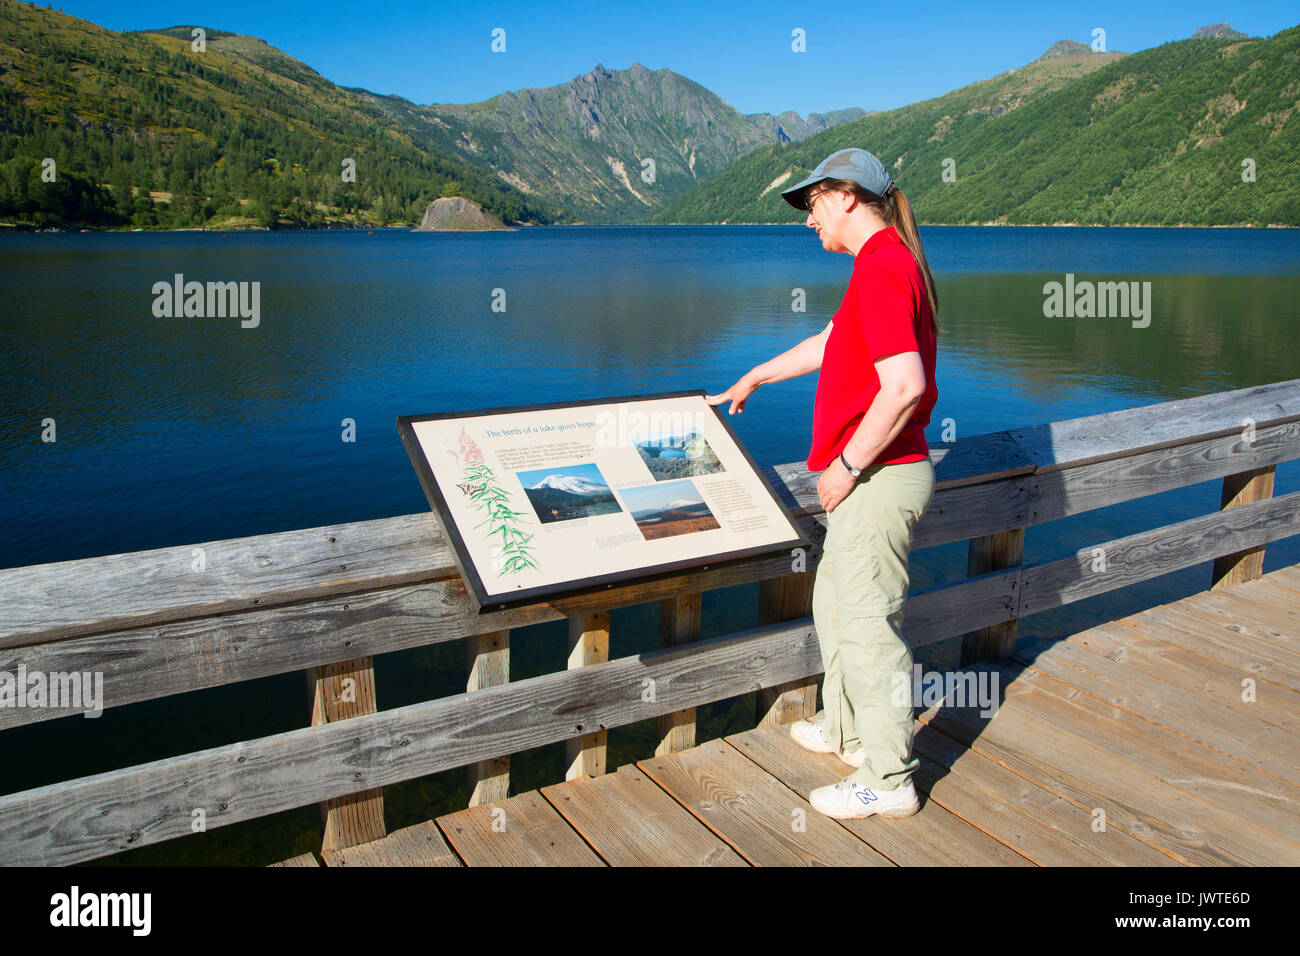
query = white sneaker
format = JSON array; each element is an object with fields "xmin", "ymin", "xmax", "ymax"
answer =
[
  {"xmin": 791, "ymin": 713, "xmax": 869, "ymax": 767},
  {"xmin": 809, "ymin": 778, "xmax": 920, "ymax": 819},
  {"xmin": 790, "ymin": 711, "xmax": 835, "ymax": 754},
  {"xmin": 840, "ymin": 747, "xmax": 867, "ymax": 769}
]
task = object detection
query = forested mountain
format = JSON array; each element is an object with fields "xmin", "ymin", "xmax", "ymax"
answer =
[
  {"xmin": 353, "ymin": 63, "xmax": 864, "ymax": 222},
  {"xmin": 0, "ymin": 0, "xmax": 555, "ymax": 228},
  {"xmin": 650, "ymin": 25, "xmax": 1300, "ymax": 226}
]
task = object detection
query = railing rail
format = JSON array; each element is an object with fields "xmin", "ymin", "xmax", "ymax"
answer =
[{"xmin": 1, "ymin": 378, "xmax": 1297, "ymax": 864}]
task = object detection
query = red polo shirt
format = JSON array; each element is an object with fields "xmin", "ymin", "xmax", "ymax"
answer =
[{"xmin": 808, "ymin": 226, "xmax": 938, "ymax": 472}]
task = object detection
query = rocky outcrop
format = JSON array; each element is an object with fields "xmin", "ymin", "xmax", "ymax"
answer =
[
  {"xmin": 1038, "ymin": 39, "xmax": 1094, "ymax": 60},
  {"xmin": 414, "ymin": 197, "xmax": 510, "ymax": 231},
  {"xmin": 1191, "ymin": 24, "xmax": 1247, "ymax": 40}
]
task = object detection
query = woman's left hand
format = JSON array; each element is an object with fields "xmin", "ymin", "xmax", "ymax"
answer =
[{"xmin": 818, "ymin": 460, "xmax": 857, "ymax": 513}]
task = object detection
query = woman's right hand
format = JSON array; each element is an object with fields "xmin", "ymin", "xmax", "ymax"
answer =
[{"xmin": 706, "ymin": 375, "xmax": 758, "ymax": 415}]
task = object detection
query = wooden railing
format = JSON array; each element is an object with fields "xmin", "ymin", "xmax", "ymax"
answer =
[{"xmin": 1, "ymin": 379, "xmax": 1297, "ymax": 866}]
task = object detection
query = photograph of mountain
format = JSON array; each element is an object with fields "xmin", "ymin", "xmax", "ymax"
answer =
[
  {"xmin": 517, "ymin": 462, "xmax": 623, "ymax": 523},
  {"xmin": 618, "ymin": 479, "xmax": 721, "ymax": 541},
  {"xmin": 632, "ymin": 430, "xmax": 725, "ymax": 481}
]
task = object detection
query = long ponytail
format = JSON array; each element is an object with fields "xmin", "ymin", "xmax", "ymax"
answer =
[{"xmin": 886, "ymin": 188, "xmax": 941, "ymax": 336}]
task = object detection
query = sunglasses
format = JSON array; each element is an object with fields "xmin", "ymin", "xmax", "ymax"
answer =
[{"xmin": 805, "ymin": 187, "xmax": 838, "ymax": 211}]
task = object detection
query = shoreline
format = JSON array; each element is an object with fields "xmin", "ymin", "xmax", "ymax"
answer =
[{"xmin": 2, "ymin": 221, "xmax": 1296, "ymax": 234}]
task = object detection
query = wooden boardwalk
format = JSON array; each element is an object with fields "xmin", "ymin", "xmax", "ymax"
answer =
[
  {"xmin": 4, "ymin": 378, "xmax": 1295, "ymax": 867},
  {"xmin": 278, "ymin": 564, "xmax": 1300, "ymax": 867}
]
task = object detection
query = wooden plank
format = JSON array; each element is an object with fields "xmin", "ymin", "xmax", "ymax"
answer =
[
  {"xmin": 973, "ymin": 657, "xmax": 1300, "ymax": 841},
  {"xmin": 1046, "ymin": 621, "xmax": 1300, "ymax": 735},
  {"xmin": 1166, "ymin": 587, "xmax": 1300, "ymax": 657},
  {"xmin": 911, "ymin": 722, "xmax": 1180, "ymax": 866},
  {"xmin": 437, "ymin": 790, "xmax": 603, "ymax": 866},
  {"xmin": 724, "ymin": 727, "xmax": 1034, "ymax": 866},
  {"xmin": 756, "ymin": 571, "xmax": 818, "ymax": 727},
  {"xmin": 1210, "ymin": 579, "xmax": 1300, "ymax": 631},
  {"xmin": 540, "ymin": 765, "xmax": 747, "ymax": 866},
  {"xmin": 911, "ymin": 475, "xmax": 1037, "ymax": 550},
  {"xmin": 927, "ymin": 431, "xmax": 1036, "ymax": 488},
  {"xmin": 1212, "ymin": 466, "xmax": 1277, "ymax": 588},
  {"xmin": 1234, "ymin": 578, "xmax": 1300, "ymax": 617},
  {"xmin": 766, "ymin": 433, "xmax": 1033, "ymax": 516},
  {"xmin": 1012, "ymin": 640, "xmax": 1300, "ymax": 781},
  {"xmin": 0, "ymin": 529, "xmax": 832, "ymax": 657},
  {"xmin": 1008, "ymin": 377, "xmax": 1300, "ymax": 474},
  {"xmin": 1017, "ymin": 491, "xmax": 1300, "ymax": 618},
  {"xmin": 961, "ymin": 528, "xmax": 1025, "ymax": 663},
  {"xmin": 0, "ymin": 580, "xmax": 501, "ymax": 727},
  {"xmin": 0, "ymin": 560, "xmax": 1021, "ymax": 731},
  {"xmin": 0, "ymin": 516, "xmax": 810, "ymax": 651},
  {"xmin": 906, "ymin": 568, "xmax": 1021, "ymax": 648},
  {"xmin": 637, "ymin": 738, "xmax": 895, "ymax": 866},
  {"xmin": 268, "ymin": 852, "xmax": 319, "ymax": 867},
  {"xmin": 566, "ymin": 612, "xmax": 609, "ymax": 780},
  {"xmin": 320, "ymin": 821, "xmax": 462, "ymax": 867},
  {"xmin": 0, "ymin": 513, "xmax": 457, "ymax": 646},
  {"xmin": 1105, "ymin": 605, "xmax": 1300, "ymax": 692},
  {"xmin": 655, "ymin": 593, "xmax": 701, "ymax": 756},
  {"xmin": 913, "ymin": 418, "xmax": 1300, "ymax": 549},
  {"xmin": 1267, "ymin": 565, "xmax": 1300, "ymax": 593},
  {"xmin": 914, "ymin": 673, "xmax": 1300, "ymax": 865},
  {"xmin": 467, "ymin": 630, "xmax": 509, "ymax": 806},
  {"xmin": 310, "ymin": 657, "xmax": 386, "ymax": 852},
  {"xmin": 1029, "ymin": 420, "xmax": 1300, "ymax": 524}
]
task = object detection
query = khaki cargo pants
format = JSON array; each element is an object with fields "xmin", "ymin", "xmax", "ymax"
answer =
[{"xmin": 811, "ymin": 457, "xmax": 935, "ymax": 790}]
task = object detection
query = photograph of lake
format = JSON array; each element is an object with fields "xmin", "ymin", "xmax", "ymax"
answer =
[{"xmin": 633, "ymin": 429, "xmax": 726, "ymax": 481}]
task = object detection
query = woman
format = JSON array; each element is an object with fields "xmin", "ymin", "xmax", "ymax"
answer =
[{"xmin": 707, "ymin": 147, "xmax": 939, "ymax": 820}]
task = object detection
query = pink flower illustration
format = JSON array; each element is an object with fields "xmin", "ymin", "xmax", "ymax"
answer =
[{"xmin": 458, "ymin": 428, "xmax": 484, "ymax": 465}]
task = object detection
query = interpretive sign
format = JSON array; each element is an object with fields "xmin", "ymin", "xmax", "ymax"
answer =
[{"xmin": 397, "ymin": 390, "xmax": 808, "ymax": 611}]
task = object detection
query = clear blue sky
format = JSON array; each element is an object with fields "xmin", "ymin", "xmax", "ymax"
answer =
[{"xmin": 51, "ymin": 1, "xmax": 1300, "ymax": 115}]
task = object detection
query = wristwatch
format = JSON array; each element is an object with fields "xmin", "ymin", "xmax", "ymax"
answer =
[{"xmin": 839, "ymin": 452, "xmax": 863, "ymax": 478}]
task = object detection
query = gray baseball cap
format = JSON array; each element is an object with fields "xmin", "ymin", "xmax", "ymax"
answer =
[{"xmin": 781, "ymin": 147, "xmax": 894, "ymax": 210}]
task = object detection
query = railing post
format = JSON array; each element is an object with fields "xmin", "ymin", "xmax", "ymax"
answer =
[
  {"xmin": 466, "ymin": 630, "xmax": 510, "ymax": 805},
  {"xmin": 1212, "ymin": 465, "xmax": 1277, "ymax": 589},
  {"xmin": 960, "ymin": 528, "xmax": 1025, "ymax": 664},
  {"xmin": 654, "ymin": 593, "xmax": 701, "ymax": 755},
  {"xmin": 566, "ymin": 611, "xmax": 609, "ymax": 779},
  {"xmin": 309, "ymin": 658, "xmax": 386, "ymax": 853},
  {"xmin": 755, "ymin": 571, "xmax": 817, "ymax": 727}
]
